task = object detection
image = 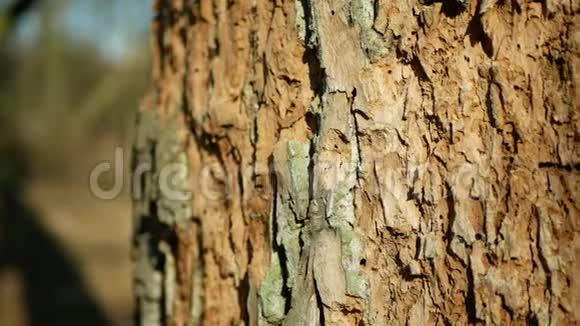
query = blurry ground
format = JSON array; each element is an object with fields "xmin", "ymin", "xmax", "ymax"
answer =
[
  {"xmin": 0, "ymin": 1, "xmax": 151, "ymax": 325},
  {"xmin": 0, "ymin": 133, "xmax": 134, "ymax": 326}
]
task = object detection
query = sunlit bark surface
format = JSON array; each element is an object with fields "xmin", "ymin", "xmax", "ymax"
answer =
[{"xmin": 133, "ymin": 0, "xmax": 579, "ymax": 324}]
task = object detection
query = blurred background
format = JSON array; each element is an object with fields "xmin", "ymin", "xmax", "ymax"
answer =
[{"xmin": 0, "ymin": 0, "xmax": 151, "ymax": 325}]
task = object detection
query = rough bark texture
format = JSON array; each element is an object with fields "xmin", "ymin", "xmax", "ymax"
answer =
[{"xmin": 133, "ymin": 0, "xmax": 579, "ymax": 325}]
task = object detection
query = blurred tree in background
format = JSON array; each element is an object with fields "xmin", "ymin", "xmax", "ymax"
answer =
[
  {"xmin": 0, "ymin": 0, "xmax": 150, "ymax": 165},
  {"xmin": 0, "ymin": 0, "xmax": 151, "ymax": 325}
]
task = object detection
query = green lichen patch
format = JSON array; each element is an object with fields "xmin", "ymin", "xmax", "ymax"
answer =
[
  {"xmin": 350, "ymin": 0, "xmax": 391, "ymax": 62},
  {"xmin": 258, "ymin": 255, "xmax": 287, "ymax": 323},
  {"xmin": 287, "ymin": 140, "xmax": 311, "ymax": 221}
]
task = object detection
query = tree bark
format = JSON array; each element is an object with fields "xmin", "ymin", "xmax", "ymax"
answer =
[{"xmin": 133, "ymin": 0, "xmax": 579, "ymax": 325}]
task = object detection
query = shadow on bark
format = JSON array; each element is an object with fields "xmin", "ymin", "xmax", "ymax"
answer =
[{"xmin": 0, "ymin": 147, "xmax": 112, "ymax": 326}]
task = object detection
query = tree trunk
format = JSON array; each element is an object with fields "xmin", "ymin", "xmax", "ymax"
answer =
[{"xmin": 133, "ymin": 0, "xmax": 578, "ymax": 325}]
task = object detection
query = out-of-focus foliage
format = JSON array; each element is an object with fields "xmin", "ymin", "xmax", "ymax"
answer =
[
  {"xmin": 0, "ymin": 0, "xmax": 37, "ymax": 41},
  {"xmin": 0, "ymin": 0, "xmax": 151, "ymax": 174},
  {"xmin": 0, "ymin": 1, "xmax": 151, "ymax": 325}
]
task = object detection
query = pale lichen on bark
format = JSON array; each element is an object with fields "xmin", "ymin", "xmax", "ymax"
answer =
[{"xmin": 133, "ymin": 91, "xmax": 196, "ymax": 325}]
